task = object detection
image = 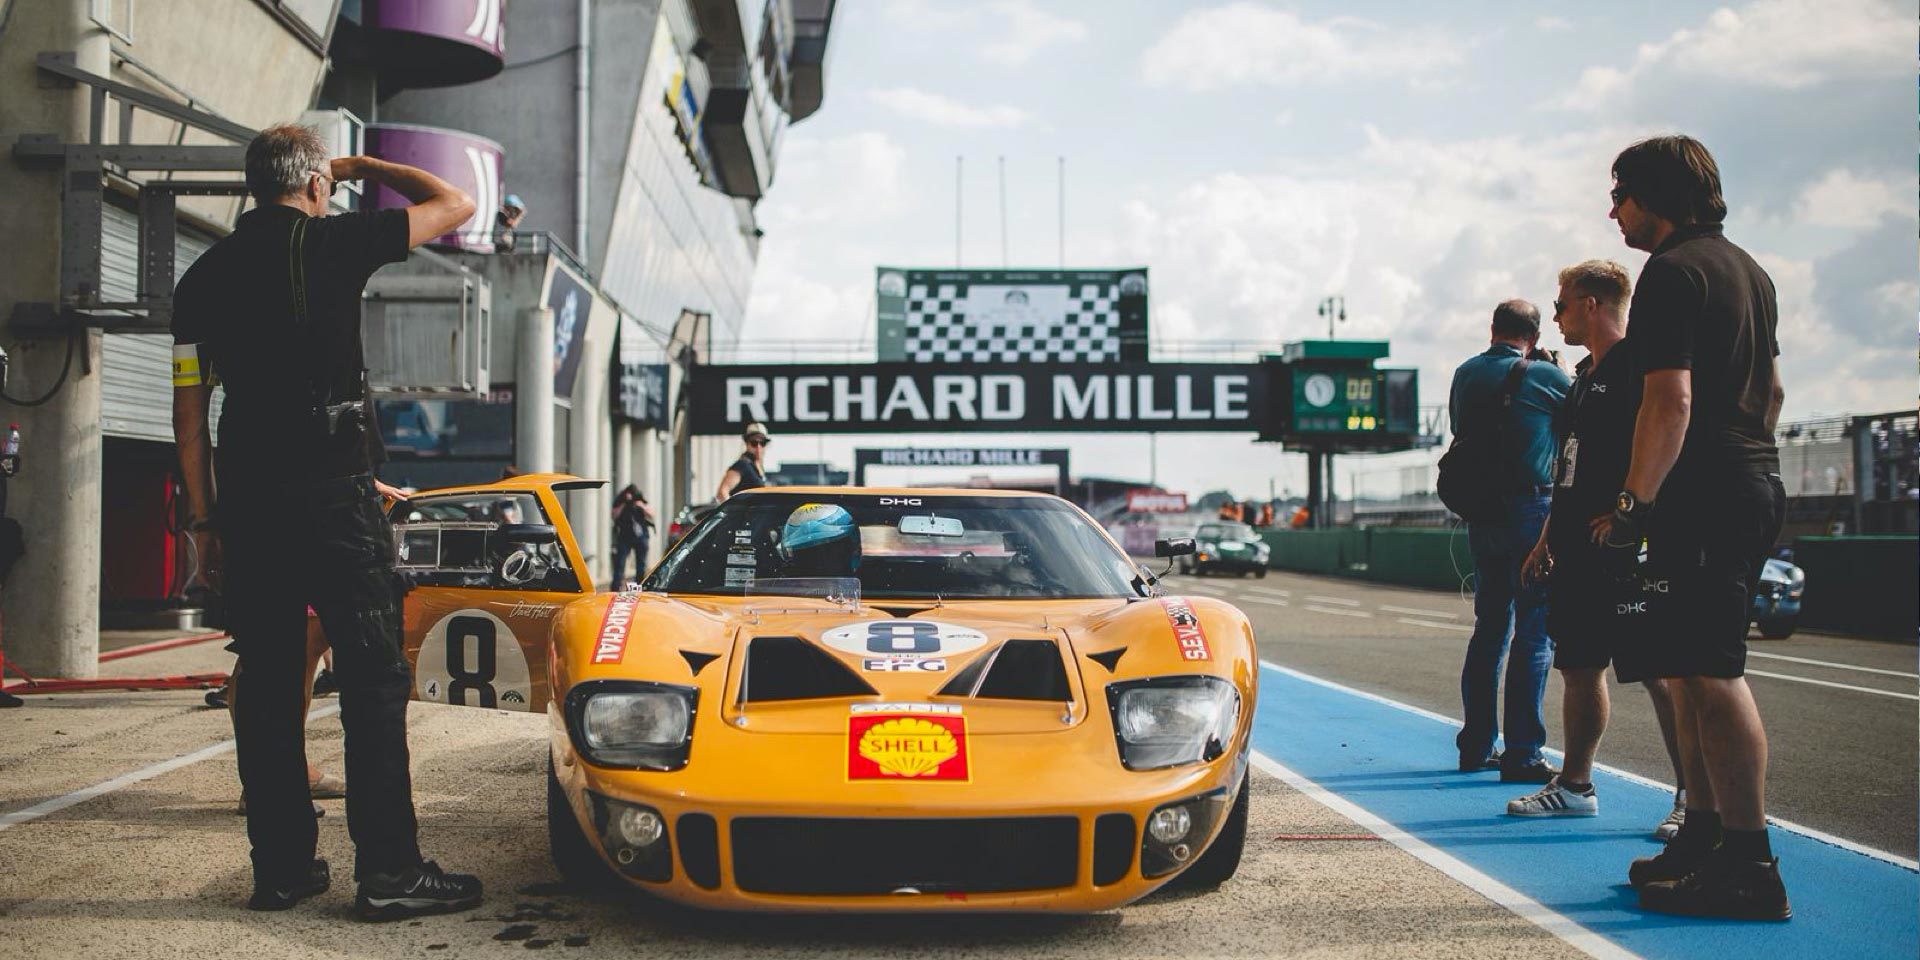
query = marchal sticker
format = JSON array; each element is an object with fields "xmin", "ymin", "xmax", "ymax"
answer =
[
  {"xmin": 849, "ymin": 712, "xmax": 970, "ymax": 782},
  {"xmin": 416, "ymin": 608, "xmax": 534, "ymax": 711},
  {"xmin": 592, "ymin": 594, "xmax": 640, "ymax": 664},
  {"xmin": 821, "ymin": 620, "xmax": 989, "ymax": 660},
  {"xmin": 1160, "ymin": 597, "xmax": 1212, "ymax": 661}
]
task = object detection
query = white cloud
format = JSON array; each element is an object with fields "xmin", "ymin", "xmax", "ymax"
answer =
[
  {"xmin": 1790, "ymin": 169, "xmax": 1905, "ymax": 228},
  {"xmin": 1551, "ymin": 0, "xmax": 1912, "ymax": 108},
  {"xmin": 1535, "ymin": 16, "xmax": 1574, "ymax": 32},
  {"xmin": 760, "ymin": 132, "xmax": 909, "ymax": 228},
  {"xmin": 1140, "ymin": 3, "xmax": 1464, "ymax": 91},
  {"xmin": 867, "ymin": 87, "xmax": 1030, "ymax": 128},
  {"xmin": 978, "ymin": 1, "xmax": 1088, "ymax": 65}
]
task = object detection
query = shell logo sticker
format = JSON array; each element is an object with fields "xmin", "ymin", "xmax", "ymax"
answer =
[
  {"xmin": 1160, "ymin": 597, "xmax": 1212, "ymax": 661},
  {"xmin": 849, "ymin": 712, "xmax": 970, "ymax": 782},
  {"xmin": 593, "ymin": 594, "xmax": 640, "ymax": 664}
]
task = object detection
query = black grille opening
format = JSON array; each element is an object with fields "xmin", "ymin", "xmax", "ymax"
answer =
[
  {"xmin": 743, "ymin": 636, "xmax": 877, "ymax": 702},
  {"xmin": 1093, "ymin": 813, "xmax": 1136, "ymax": 886},
  {"xmin": 731, "ymin": 817, "xmax": 1079, "ymax": 895},
  {"xmin": 678, "ymin": 813, "xmax": 720, "ymax": 889},
  {"xmin": 937, "ymin": 639, "xmax": 1072, "ymax": 701}
]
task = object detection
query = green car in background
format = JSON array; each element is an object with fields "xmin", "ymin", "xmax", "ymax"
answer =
[{"xmin": 1179, "ymin": 522, "xmax": 1271, "ymax": 578}]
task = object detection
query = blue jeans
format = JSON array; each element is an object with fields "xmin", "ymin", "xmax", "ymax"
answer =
[
  {"xmin": 1457, "ymin": 493, "xmax": 1553, "ymax": 766},
  {"xmin": 612, "ymin": 539, "xmax": 646, "ymax": 587}
]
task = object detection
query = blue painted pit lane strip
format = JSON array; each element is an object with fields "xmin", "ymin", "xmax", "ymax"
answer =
[{"xmin": 1250, "ymin": 661, "xmax": 1919, "ymax": 960}]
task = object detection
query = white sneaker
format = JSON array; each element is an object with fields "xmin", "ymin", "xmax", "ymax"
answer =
[
  {"xmin": 1506, "ymin": 777, "xmax": 1599, "ymax": 817},
  {"xmin": 1653, "ymin": 804, "xmax": 1685, "ymax": 841}
]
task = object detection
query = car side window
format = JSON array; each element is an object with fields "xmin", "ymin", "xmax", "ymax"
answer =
[{"xmin": 393, "ymin": 492, "xmax": 579, "ymax": 592}]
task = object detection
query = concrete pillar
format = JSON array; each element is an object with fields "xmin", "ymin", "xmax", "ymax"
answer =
[
  {"xmin": 613, "ymin": 422, "xmax": 632, "ymax": 496},
  {"xmin": 0, "ymin": 4, "xmax": 109, "ymax": 678},
  {"xmin": 515, "ymin": 306, "xmax": 554, "ymax": 474}
]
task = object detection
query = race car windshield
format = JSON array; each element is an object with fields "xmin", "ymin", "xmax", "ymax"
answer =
[
  {"xmin": 1198, "ymin": 523, "xmax": 1256, "ymax": 541},
  {"xmin": 643, "ymin": 493, "xmax": 1141, "ymax": 600}
]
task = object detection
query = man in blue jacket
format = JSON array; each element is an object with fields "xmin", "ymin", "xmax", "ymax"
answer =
[{"xmin": 1448, "ymin": 300, "xmax": 1572, "ymax": 782}]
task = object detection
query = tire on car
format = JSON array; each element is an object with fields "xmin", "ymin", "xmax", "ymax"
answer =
[
  {"xmin": 548, "ymin": 756, "xmax": 619, "ymax": 891},
  {"xmin": 1168, "ymin": 769, "xmax": 1250, "ymax": 889}
]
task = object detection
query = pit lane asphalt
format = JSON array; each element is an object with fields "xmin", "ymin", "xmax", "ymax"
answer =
[
  {"xmin": 0, "ymin": 638, "xmax": 1591, "ymax": 960},
  {"xmin": 1163, "ymin": 568, "xmax": 1918, "ymax": 860}
]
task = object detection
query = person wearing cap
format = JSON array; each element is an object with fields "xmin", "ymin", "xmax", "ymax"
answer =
[
  {"xmin": 716, "ymin": 423, "xmax": 771, "ymax": 501},
  {"xmin": 1447, "ymin": 299, "xmax": 1572, "ymax": 784},
  {"xmin": 492, "ymin": 194, "xmax": 526, "ymax": 253}
]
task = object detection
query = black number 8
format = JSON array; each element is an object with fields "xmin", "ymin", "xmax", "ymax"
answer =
[
  {"xmin": 446, "ymin": 614, "xmax": 498, "ymax": 708},
  {"xmin": 866, "ymin": 620, "xmax": 940, "ymax": 654}
]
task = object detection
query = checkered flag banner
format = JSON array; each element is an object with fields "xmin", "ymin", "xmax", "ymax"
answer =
[{"xmin": 876, "ymin": 268, "xmax": 1149, "ymax": 364}]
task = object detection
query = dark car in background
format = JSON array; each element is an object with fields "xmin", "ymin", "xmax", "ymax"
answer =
[{"xmin": 1180, "ymin": 522, "xmax": 1271, "ymax": 577}]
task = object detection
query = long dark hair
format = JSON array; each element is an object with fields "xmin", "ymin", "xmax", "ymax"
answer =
[{"xmin": 1611, "ymin": 136, "xmax": 1726, "ymax": 226}]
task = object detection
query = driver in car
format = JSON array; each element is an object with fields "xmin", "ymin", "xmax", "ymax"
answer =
[{"xmin": 776, "ymin": 503, "xmax": 862, "ymax": 579}]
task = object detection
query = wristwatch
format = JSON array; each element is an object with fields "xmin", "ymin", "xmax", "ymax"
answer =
[{"xmin": 1616, "ymin": 491, "xmax": 1651, "ymax": 517}]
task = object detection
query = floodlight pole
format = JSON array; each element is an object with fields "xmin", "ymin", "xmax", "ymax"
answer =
[{"xmin": 1317, "ymin": 295, "xmax": 1347, "ymax": 341}]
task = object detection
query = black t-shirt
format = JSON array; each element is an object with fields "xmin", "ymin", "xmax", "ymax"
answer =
[
  {"xmin": 1547, "ymin": 347, "xmax": 1641, "ymax": 559},
  {"xmin": 728, "ymin": 457, "xmax": 766, "ymax": 494},
  {"xmin": 1626, "ymin": 224, "xmax": 1782, "ymax": 477},
  {"xmin": 172, "ymin": 205, "xmax": 410, "ymax": 484}
]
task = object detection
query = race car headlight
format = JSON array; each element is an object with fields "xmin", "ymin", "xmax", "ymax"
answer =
[
  {"xmin": 1108, "ymin": 676, "xmax": 1240, "ymax": 770},
  {"xmin": 565, "ymin": 681, "xmax": 698, "ymax": 771}
]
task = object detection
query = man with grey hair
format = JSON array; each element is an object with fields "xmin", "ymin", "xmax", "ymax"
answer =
[
  {"xmin": 1442, "ymin": 299, "xmax": 1571, "ymax": 782},
  {"xmin": 1507, "ymin": 261, "xmax": 1691, "ymax": 837},
  {"xmin": 171, "ymin": 123, "xmax": 479, "ymax": 917}
]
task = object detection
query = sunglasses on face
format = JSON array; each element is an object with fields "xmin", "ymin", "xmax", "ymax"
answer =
[
  {"xmin": 1609, "ymin": 186, "xmax": 1628, "ymax": 207},
  {"xmin": 309, "ymin": 171, "xmax": 340, "ymax": 197},
  {"xmin": 747, "ymin": 438, "xmax": 769, "ymax": 447}
]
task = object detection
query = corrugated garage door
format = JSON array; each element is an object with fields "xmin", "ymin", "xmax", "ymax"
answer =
[{"xmin": 99, "ymin": 202, "xmax": 224, "ymax": 442}]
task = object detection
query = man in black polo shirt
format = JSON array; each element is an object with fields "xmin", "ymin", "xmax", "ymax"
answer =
[
  {"xmin": 1596, "ymin": 136, "xmax": 1790, "ymax": 920},
  {"xmin": 171, "ymin": 124, "xmax": 482, "ymax": 917},
  {"xmin": 1507, "ymin": 261, "xmax": 1689, "ymax": 836}
]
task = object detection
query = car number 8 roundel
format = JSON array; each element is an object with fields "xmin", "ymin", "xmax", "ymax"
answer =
[
  {"xmin": 416, "ymin": 608, "xmax": 534, "ymax": 711},
  {"xmin": 821, "ymin": 620, "xmax": 989, "ymax": 659}
]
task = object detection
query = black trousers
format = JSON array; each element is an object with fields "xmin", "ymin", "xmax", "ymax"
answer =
[{"xmin": 220, "ymin": 473, "xmax": 422, "ymax": 884}]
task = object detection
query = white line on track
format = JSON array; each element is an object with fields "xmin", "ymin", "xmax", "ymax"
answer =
[
  {"xmin": 1305, "ymin": 605, "xmax": 1372, "ymax": 618},
  {"xmin": 1259, "ymin": 659, "xmax": 1920, "ymax": 871},
  {"xmin": 1305, "ymin": 595, "xmax": 1362, "ymax": 607},
  {"xmin": 1380, "ymin": 604, "xmax": 1459, "ymax": 620},
  {"xmin": 1397, "ymin": 617, "xmax": 1473, "ymax": 633},
  {"xmin": 1244, "ymin": 587, "xmax": 1292, "ymax": 598},
  {"xmin": 1244, "ymin": 597, "xmax": 1290, "ymax": 608},
  {"xmin": 1748, "ymin": 650, "xmax": 1919, "ymax": 680},
  {"xmin": 1250, "ymin": 751, "xmax": 1642, "ymax": 960},
  {"xmin": 0, "ymin": 703, "xmax": 341, "ymax": 832},
  {"xmin": 1746, "ymin": 668, "xmax": 1918, "ymax": 701}
]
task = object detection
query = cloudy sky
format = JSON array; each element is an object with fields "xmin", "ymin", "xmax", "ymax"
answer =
[{"xmin": 739, "ymin": 0, "xmax": 1917, "ymax": 501}]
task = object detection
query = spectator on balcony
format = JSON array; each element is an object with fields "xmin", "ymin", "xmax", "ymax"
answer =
[
  {"xmin": 717, "ymin": 423, "xmax": 772, "ymax": 501},
  {"xmin": 492, "ymin": 194, "xmax": 525, "ymax": 253}
]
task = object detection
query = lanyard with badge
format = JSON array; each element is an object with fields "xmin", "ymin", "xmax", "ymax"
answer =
[{"xmin": 1555, "ymin": 372, "xmax": 1592, "ymax": 489}]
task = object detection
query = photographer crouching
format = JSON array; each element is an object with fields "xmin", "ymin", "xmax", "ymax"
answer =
[{"xmin": 170, "ymin": 124, "xmax": 483, "ymax": 917}]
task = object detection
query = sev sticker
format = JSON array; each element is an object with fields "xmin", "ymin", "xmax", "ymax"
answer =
[
  {"xmin": 1160, "ymin": 597, "xmax": 1212, "ymax": 661},
  {"xmin": 592, "ymin": 593, "xmax": 639, "ymax": 664},
  {"xmin": 848, "ymin": 712, "xmax": 970, "ymax": 782}
]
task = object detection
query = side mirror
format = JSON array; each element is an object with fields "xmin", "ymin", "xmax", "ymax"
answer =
[
  {"xmin": 498, "ymin": 523, "xmax": 558, "ymax": 546},
  {"xmin": 1154, "ymin": 538, "xmax": 1197, "ymax": 558}
]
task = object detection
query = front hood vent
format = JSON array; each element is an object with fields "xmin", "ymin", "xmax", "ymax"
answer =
[
  {"xmin": 937, "ymin": 639, "xmax": 1072, "ymax": 702},
  {"xmin": 741, "ymin": 635, "xmax": 877, "ymax": 703}
]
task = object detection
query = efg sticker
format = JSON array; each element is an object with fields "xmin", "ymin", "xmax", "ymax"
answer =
[
  {"xmin": 863, "ymin": 657, "xmax": 948, "ymax": 673},
  {"xmin": 416, "ymin": 608, "xmax": 534, "ymax": 711},
  {"xmin": 1160, "ymin": 597, "xmax": 1212, "ymax": 661},
  {"xmin": 821, "ymin": 620, "xmax": 989, "ymax": 660},
  {"xmin": 592, "ymin": 594, "xmax": 640, "ymax": 664},
  {"xmin": 848, "ymin": 711, "xmax": 970, "ymax": 781}
]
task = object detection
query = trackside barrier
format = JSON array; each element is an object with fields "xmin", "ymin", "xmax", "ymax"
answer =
[
  {"xmin": 1257, "ymin": 527, "xmax": 1468, "ymax": 592},
  {"xmin": 1790, "ymin": 536, "xmax": 1918, "ymax": 639}
]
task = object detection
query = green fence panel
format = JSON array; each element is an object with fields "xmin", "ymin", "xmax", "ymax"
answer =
[
  {"xmin": 1260, "ymin": 529, "xmax": 1366, "ymax": 575},
  {"xmin": 1791, "ymin": 536, "xmax": 1917, "ymax": 639},
  {"xmin": 1359, "ymin": 528, "xmax": 1476, "ymax": 592}
]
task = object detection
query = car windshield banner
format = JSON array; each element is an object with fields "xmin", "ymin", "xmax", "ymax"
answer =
[{"xmin": 686, "ymin": 362, "xmax": 1268, "ymax": 435}]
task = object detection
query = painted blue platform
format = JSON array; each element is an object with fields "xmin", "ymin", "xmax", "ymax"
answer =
[{"xmin": 1250, "ymin": 662, "xmax": 1919, "ymax": 960}]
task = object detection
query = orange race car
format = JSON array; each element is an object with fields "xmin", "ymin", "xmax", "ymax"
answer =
[{"xmin": 390, "ymin": 474, "xmax": 1259, "ymax": 912}]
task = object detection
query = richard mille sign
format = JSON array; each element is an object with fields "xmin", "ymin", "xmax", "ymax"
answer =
[{"xmin": 687, "ymin": 362, "xmax": 1267, "ymax": 435}]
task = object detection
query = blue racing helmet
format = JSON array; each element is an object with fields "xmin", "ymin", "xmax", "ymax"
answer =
[{"xmin": 779, "ymin": 502, "xmax": 860, "ymax": 571}]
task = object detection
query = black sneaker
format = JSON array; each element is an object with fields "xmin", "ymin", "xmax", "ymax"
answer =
[
  {"xmin": 356, "ymin": 859, "xmax": 483, "ymax": 921},
  {"xmin": 1629, "ymin": 839, "xmax": 1712, "ymax": 889},
  {"xmin": 1458, "ymin": 751, "xmax": 1502, "ymax": 772},
  {"xmin": 1639, "ymin": 853, "xmax": 1791, "ymax": 921},
  {"xmin": 311, "ymin": 669, "xmax": 339, "ymax": 699},
  {"xmin": 1499, "ymin": 758, "xmax": 1559, "ymax": 783},
  {"xmin": 248, "ymin": 858, "xmax": 330, "ymax": 911}
]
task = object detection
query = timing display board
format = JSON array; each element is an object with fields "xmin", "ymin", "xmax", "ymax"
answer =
[
  {"xmin": 876, "ymin": 268, "xmax": 1149, "ymax": 364},
  {"xmin": 1265, "ymin": 360, "xmax": 1421, "ymax": 448}
]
